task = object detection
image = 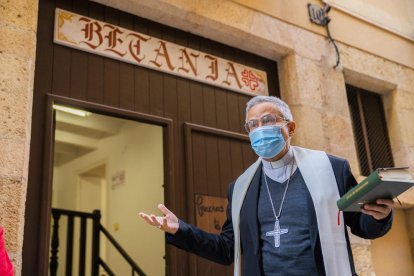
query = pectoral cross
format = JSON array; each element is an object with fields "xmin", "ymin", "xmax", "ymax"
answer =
[{"xmin": 265, "ymin": 218, "xmax": 288, "ymax": 247}]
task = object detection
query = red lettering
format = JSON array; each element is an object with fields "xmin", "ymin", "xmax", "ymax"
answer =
[
  {"xmin": 103, "ymin": 24, "xmax": 126, "ymax": 57},
  {"xmin": 127, "ymin": 33, "xmax": 151, "ymax": 63},
  {"xmin": 79, "ymin": 17, "xmax": 103, "ymax": 49},
  {"xmin": 149, "ymin": 41, "xmax": 175, "ymax": 71},
  {"xmin": 205, "ymin": 55, "xmax": 218, "ymax": 81},
  {"xmin": 223, "ymin": 62, "xmax": 242, "ymax": 89},
  {"xmin": 178, "ymin": 48, "xmax": 199, "ymax": 76}
]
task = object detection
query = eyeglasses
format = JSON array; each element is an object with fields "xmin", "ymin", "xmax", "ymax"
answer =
[{"xmin": 244, "ymin": 113, "xmax": 287, "ymax": 133}]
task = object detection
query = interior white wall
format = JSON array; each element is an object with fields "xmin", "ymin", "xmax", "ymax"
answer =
[{"xmin": 52, "ymin": 120, "xmax": 165, "ymax": 276}]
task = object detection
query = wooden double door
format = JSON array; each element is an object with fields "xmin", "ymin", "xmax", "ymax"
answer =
[{"xmin": 23, "ymin": 0, "xmax": 279, "ymax": 275}]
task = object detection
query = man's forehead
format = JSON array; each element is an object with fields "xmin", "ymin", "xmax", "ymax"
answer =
[{"xmin": 247, "ymin": 102, "xmax": 282, "ymax": 118}]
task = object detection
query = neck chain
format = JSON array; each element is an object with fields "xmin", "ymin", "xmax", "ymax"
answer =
[
  {"xmin": 263, "ymin": 158, "xmax": 295, "ymax": 247},
  {"xmin": 263, "ymin": 158, "xmax": 295, "ymax": 220}
]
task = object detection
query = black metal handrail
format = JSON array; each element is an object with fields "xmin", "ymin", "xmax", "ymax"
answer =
[
  {"xmin": 50, "ymin": 208, "xmax": 146, "ymax": 276},
  {"xmin": 99, "ymin": 257, "xmax": 116, "ymax": 276},
  {"xmin": 100, "ymin": 225, "xmax": 146, "ymax": 275}
]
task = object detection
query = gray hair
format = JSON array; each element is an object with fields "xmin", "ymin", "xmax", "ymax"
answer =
[{"xmin": 245, "ymin": 96, "xmax": 293, "ymax": 122}]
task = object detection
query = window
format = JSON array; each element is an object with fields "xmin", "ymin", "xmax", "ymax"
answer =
[{"xmin": 346, "ymin": 85, "xmax": 394, "ymax": 176}]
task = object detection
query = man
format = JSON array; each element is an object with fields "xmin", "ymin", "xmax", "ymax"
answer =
[{"xmin": 140, "ymin": 96, "xmax": 394, "ymax": 275}]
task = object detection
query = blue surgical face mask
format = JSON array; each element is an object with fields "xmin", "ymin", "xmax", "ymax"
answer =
[{"xmin": 249, "ymin": 124, "xmax": 288, "ymax": 159}]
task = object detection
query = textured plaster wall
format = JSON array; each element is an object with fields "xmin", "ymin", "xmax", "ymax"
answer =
[{"xmin": 0, "ymin": 0, "xmax": 38, "ymax": 274}]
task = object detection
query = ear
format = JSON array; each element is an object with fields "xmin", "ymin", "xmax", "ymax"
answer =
[{"xmin": 287, "ymin": 121, "xmax": 296, "ymax": 137}]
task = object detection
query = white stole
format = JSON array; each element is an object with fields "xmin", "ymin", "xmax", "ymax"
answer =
[{"xmin": 231, "ymin": 146, "xmax": 352, "ymax": 276}]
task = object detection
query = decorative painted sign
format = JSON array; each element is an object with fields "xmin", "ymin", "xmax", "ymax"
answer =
[
  {"xmin": 54, "ymin": 8, "xmax": 268, "ymax": 96},
  {"xmin": 195, "ymin": 194, "xmax": 227, "ymax": 234},
  {"xmin": 111, "ymin": 170, "xmax": 125, "ymax": 190}
]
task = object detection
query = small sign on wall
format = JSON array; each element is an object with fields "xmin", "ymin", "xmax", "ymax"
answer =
[
  {"xmin": 111, "ymin": 170, "xmax": 125, "ymax": 190},
  {"xmin": 195, "ymin": 194, "xmax": 227, "ymax": 234}
]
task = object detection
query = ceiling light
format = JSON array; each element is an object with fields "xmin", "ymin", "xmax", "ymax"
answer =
[{"xmin": 53, "ymin": 104, "xmax": 91, "ymax": 117}]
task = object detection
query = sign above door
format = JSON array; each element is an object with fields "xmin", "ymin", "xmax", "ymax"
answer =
[{"xmin": 54, "ymin": 8, "xmax": 268, "ymax": 96}]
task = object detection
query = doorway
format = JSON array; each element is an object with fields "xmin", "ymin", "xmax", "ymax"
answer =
[{"xmin": 51, "ymin": 105, "xmax": 166, "ymax": 275}]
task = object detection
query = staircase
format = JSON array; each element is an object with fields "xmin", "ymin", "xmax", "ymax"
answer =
[{"xmin": 50, "ymin": 208, "xmax": 146, "ymax": 276}]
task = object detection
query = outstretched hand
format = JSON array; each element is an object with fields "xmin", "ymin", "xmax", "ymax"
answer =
[
  {"xmin": 361, "ymin": 199, "xmax": 394, "ymax": 220},
  {"xmin": 139, "ymin": 204, "xmax": 179, "ymax": 234}
]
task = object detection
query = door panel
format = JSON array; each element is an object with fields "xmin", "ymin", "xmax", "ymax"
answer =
[{"xmin": 184, "ymin": 123, "xmax": 256, "ymax": 276}]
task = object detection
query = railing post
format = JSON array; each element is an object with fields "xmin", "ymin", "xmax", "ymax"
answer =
[
  {"xmin": 50, "ymin": 211, "xmax": 61, "ymax": 276},
  {"xmin": 65, "ymin": 215, "xmax": 74, "ymax": 276},
  {"xmin": 92, "ymin": 209, "xmax": 101, "ymax": 276},
  {"xmin": 79, "ymin": 217, "xmax": 87, "ymax": 276}
]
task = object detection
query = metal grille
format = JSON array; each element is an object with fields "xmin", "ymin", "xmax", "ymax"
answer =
[{"xmin": 346, "ymin": 85, "xmax": 394, "ymax": 176}]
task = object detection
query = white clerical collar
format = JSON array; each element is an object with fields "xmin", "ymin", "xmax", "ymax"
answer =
[
  {"xmin": 261, "ymin": 147, "xmax": 297, "ymax": 183},
  {"xmin": 262, "ymin": 147, "xmax": 294, "ymax": 169}
]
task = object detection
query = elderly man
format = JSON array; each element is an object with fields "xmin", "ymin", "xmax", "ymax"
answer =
[{"xmin": 140, "ymin": 95, "xmax": 394, "ymax": 276}]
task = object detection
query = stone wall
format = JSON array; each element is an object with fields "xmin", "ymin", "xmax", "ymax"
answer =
[
  {"xmin": 0, "ymin": 0, "xmax": 38, "ymax": 274},
  {"xmin": 406, "ymin": 208, "xmax": 414, "ymax": 263}
]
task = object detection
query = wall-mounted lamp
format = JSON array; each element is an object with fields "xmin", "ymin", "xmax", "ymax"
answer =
[{"xmin": 307, "ymin": 3, "xmax": 340, "ymax": 69}]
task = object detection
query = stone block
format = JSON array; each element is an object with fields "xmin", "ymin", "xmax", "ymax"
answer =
[
  {"xmin": 0, "ymin": 176, "xmax": 26, "ymax": 252},
  {"xmin": 322, "ymin": 66, "xmax": 350, "ymax": 117},
  {"xmin": 385, "ymin": 103, "xmax": 405, "ymax": 154},
  {"xmin": 351, "ymin": 243, "xmax": 375, "ymax": 276},
  {"xmin": 341, "ymin": 43, "xmax": 399, "ymax": 87},
  {"xmin": 341, "ymin": 42, "xmax": 414, "ymax": 94},
  {"xmin": 0, "ymin": 138, "xmax": 26, "ymax": 177},
  {"xmin": 0, "ymin": 55, "xmax": 34, "ymax": 141},
  {"xmin": 405, "ymin": 208, "xmax": 414, "ymax": 261},
  {"xmin": 0, "ymin": 0, "xmax": 39, "ymax": 31},
  {"xmin": 343, "ymin": 67, "xmax": 397, "ymax": 95},
  {"xmin": 0, "ymin": 25, "xmax": 36, "ymax": 59},
  {"xmin": 322, "ymin": 113, "xmax": 359, "ymax": 171},
  {"xmin": 0, "ymin": 90, "xmax": 31, "ymax": 140},
  {"xmin": 397, "ymin": 109, "xmax": 414, "ymax": 146},
  {"xmin": 349, "ymin": 231, "xmax": 371, "ymax": 246},
  {"xmin": 279, "ymin": 53, "xmax": 300, "ymax": 101},
  {"xmin": 384, "ymin": 91, "xmax": 414, "ymax": 164},
  {"xmin": 0, "ymin": 54, "xmax": 32, "ymax": 94},
  {"xmin": 196, "ymin": 0, "xmax": 254, "ymax": 34},
  {"xmin": 399, "ymin": 189, "xmax": 414, "ymax": 207},
  {"xmin": 322, "ymin": 114, "xmax": 352, "ymax": 151},
  {"xmin": 248, "ymin": 11, "xmax": 291, "ymax": 51},
  {"xmin": 289, "ymin": 105, "xmax": 327, "ymax": 150},
  {"xmin": 7, "ymin": 251, "xmax": 21, "ymax": 276},
  {"xmin": 395, "ymin": 90, "xmax": 414, "ymax": 112},
  {"xmin": 289, "ymin": 27, "xmax": 328, "ymax": 63},
  {"xmin": 392, "ymin": 146, "xmax": 414, "ymax": 168},
  {"xmin": 281, "ymin": 54, "xmax": 350, "ymax": 120},
  {"xmin": 401, "ymin": 67, "xmax": 414, "ymax": 93},
  {"xmin": 280, "ymin": 54, "xmax": 326, "ymax": 110},
  {"xmin": 186, "ymin": 1, "xmax": 258, "ymax": 52}
]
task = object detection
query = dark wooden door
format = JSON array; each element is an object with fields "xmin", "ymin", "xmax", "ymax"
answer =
[
  {"xmin": 184, "ymin": 123, "xmax": 257, "ymax": 275},
  {"xmin": 24, "ymin": 0, "xmax": 279, "ymax": 275}
]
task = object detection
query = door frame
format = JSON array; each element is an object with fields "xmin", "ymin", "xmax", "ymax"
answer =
[{"xmin": 25, "ymin": 93, "xmax": 174, "ymax": 276}]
